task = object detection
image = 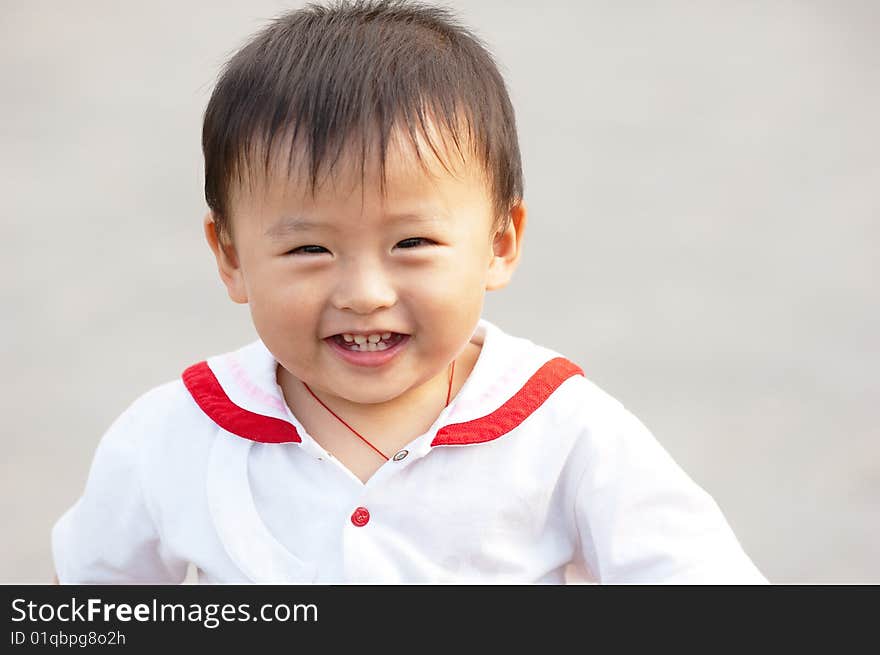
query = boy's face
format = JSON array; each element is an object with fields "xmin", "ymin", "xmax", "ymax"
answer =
[{"xmin": 205, "ymin": 128, "xmax": 525, "ymax": 408}]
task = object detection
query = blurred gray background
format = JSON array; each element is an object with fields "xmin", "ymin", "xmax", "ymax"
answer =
[{"xmin": 2, "ymin": 0, "xmax": 877, "ymax": 583}]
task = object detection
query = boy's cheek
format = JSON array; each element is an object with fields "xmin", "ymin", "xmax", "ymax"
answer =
[{"xmin": 249, "ymin": 294, "xmax": 310, "ymax": 331}]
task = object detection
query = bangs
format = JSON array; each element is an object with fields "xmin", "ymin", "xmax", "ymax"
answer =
[{"xmin": 232, "ymin": 98, "xmax": 479, "ymax": 209}]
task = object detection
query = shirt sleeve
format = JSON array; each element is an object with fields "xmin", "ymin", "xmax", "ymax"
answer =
[
  {"xmin": 572, "ymin": 402, "xmax": 768, "ymax": 584},
  {"xmin": 51, "ymin": 396, "xmax": 188, "ymax": 584}
]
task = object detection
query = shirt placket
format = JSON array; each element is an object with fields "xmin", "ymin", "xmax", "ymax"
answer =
[{"xmin": 340, "ymin": 441, "xmax": 433, "ymax": 583}]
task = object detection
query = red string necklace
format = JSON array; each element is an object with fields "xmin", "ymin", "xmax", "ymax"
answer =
[{"xmin": 302, "ymin": 358, "xmax": 456, "ymax": 461}]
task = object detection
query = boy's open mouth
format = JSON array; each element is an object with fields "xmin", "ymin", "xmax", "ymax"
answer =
[{"xmin": 329, "ymin": 332, "xmax": 408, "ymax": 352}]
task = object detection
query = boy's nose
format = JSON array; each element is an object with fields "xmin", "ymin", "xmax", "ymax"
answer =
[{"xmin": 331, "ymin": 263, "xmax": 397, "ymax": 314}]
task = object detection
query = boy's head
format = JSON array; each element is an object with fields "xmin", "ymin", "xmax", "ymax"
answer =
[{"xmin": 201, "ymin": 0, "xmax": 527, "ymax": 406}]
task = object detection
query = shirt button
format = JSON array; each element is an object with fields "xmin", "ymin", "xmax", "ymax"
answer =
[
  {"xmin": 392, "ymin": 449, "xmax": 408, "ymax": 462},
  {"xmin": 350, "ymin": 506, "xmax": 370, "ymax": 527}
]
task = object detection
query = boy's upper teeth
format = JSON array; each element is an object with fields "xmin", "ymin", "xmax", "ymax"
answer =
[{"xmin": 342, "ymin": 332, "xmax": 393, "ymax": 343}]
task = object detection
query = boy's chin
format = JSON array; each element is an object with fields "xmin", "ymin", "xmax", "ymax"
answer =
[{"xmin": 330, "ymin": 383, "xmax": 409, "ymax": 406}]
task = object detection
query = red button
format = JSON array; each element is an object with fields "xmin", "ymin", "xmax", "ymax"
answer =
[{"xmin": 351, "ymin": 506, "xmax": 370, "ymax": 527}]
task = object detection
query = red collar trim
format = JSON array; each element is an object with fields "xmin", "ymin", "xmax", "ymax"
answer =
[
  {"xmin": 182, "ymin": 361, "xmax": 302, "ymax": 444},
  {"xmin": 431, "ymin": 357, "xmax": 584, "ymax": 446},
  {"xmin": 182, "ymin": 357, "xmax": 584, "ymax": 447}
]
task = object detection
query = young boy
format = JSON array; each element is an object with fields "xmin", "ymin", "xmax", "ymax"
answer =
[{"xmin": 52, "ymin": 0, "xmax": 766, "ymax": 584}]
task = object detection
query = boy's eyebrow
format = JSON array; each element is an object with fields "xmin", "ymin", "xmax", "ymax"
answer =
[
  {"xmin": 264, "ymin": 214, "xmax": 443, "ymax": 239},
  {"xmin": 265, "ymin": 217, "xmax": 334, "ymax": 239}
]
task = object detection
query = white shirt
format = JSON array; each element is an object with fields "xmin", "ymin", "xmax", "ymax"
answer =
[{"xmin": 52, "ymin": 317, "xmax": 767, "ymax": 584}]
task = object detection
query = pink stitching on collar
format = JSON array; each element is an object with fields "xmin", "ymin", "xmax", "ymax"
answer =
[{"xmin": 227, "ymin": 352, "xmax": 288, "ymax": 413}]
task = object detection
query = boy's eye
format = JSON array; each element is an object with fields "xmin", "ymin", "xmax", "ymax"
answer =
[
  {"xmin": 396, "ymin": 237, "xmax": 435, "ymax": 249},
  {"xmin": 287, "ymin": 245, "xmax": 329, "ymax": 255}
]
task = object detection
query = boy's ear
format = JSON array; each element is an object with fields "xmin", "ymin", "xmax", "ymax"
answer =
[
  {"xmin": 486, "ymin": 200, "xmax": 527, "ymax": 291},
  {"xmin": 203, "ymin": 212, "xmax": 248, "ymax": 304}
]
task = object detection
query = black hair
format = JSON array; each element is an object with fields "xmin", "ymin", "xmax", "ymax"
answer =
[{"xmin": 202, "ymin": 0, "xmax": 522, "ymax": 242}]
